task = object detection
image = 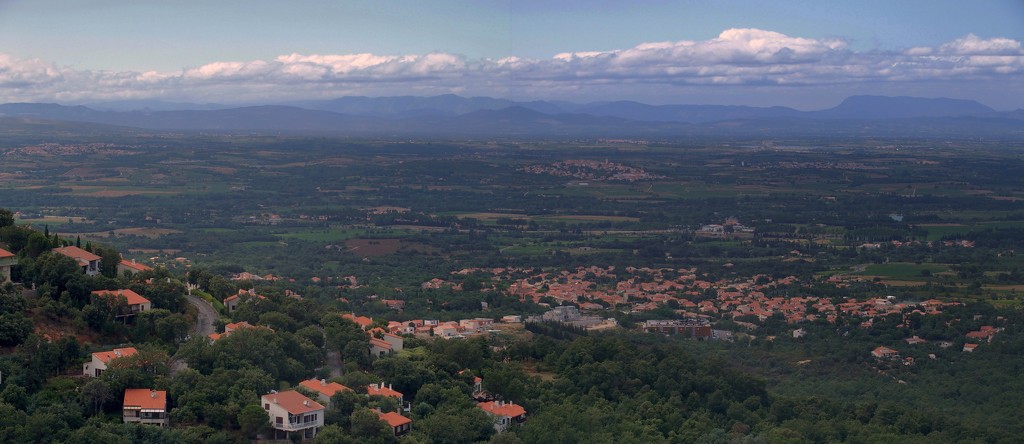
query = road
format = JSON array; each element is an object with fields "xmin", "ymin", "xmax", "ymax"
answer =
[
  {"xmin": 186, "ymin": 294, "xmax": 217, "ymax": 337},
  {"xmin": 171, "ymin": 294, "xmax": 219, "ymax": 375}
]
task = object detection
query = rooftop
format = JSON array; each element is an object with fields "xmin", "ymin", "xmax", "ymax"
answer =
[
  {"xmin": 94, "ymin": 347, "xmax": 138, "ymax": 364},
  {"xmin": 299, "ymin": 379, "xmax": 353, "ymax": 397},
  {"xmin": 123, "ymin": 389, "xmax": 166, "ymax": 410},
  {"xmin": 92, "ymin": 289, "xmax": 150, "ymax": 306},
  {"xmin": 262, "ymin": 390, "xmax": 324, "ymax": 415},
  {"xmin": 53, "ymin": 246, "xmax": 101, "ymax": 263}
]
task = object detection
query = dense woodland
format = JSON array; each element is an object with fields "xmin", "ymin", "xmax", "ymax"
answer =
[{"xmin": 1, "ymin": 133, "xmax": 1024, "ymax": 443}]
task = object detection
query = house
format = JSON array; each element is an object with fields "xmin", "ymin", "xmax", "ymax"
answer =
[
  {"xmin": 368, "ymin": 382, "xmax": 408, "ymax": 411},
  {"xmin": 369, "ymin": 338, "xmax": 394, "ymax": 357},
  {"xmin": 261, "ymin": 390, "xmax": 324, "ymax": 440},
  {"xmin": 116, "ymin": 259, "xmax": 153, "ymax": 277},
  {"xmin": 378, "ymin": 410, "xmax": 412, "ymax": 437},
  {"xmin": 963, "ymin": 343, "xmax": 979, "ymax": 353},
  {"xmin": 83, "ymin": 347, "xmax": 138, "ymax": 377},
  {"xmin": 871, "ymin": 346, "xmax": 900, "ymax": 360},
  {"xmin": 91, "ymin": 289, "xmax": 151, "ymax": 318},
  {"xmin": 208, "ymin": 321, "xmax": 273, "ymax": 341},
  {"xmin": 53, "ymin": 246, "xmax": 101, "ymax": 276},
  {"xmin": 122, "ymin": 389, "xmax": 168, "ymax": 427},
  {"xmin": 342, "ymin": 313, "xmax": 374, "ymax": 330},
  {"xmin": 299, "ymin": 379, "xmax": 353, "ymax": 405},
  {"xmin": 223, "ymin": 289, "xmax": 268, "ymax": 312},
  {"xmin": 382, "ymin": 333, "xmax": 404, "ymax": 351},
  {"xmin": 478, "ymin": 400, "xmax": 527, "ymax": 432},
  {"xmin": 0, "ymin": 248, "xmax": 15, "ymax": 283}
]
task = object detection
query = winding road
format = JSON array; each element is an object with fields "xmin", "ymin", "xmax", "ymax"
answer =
[{"xmin": 186, "ymin": 294, "xmax": 217, "ymax": 337}]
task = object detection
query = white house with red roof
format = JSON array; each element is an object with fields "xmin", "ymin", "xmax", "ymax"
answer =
[
  {"xmin": 53, "ymin": 246, "xmax": 101, "ymax": 276},
  {"xmin": 223, "ymin": 289, "xmax": 268, "ymax": 312},
  {"xmin": 299, "ymin": 378, "xmax": 353, "ymax": 405},
  {"xmin": 116, "ymin": 259, "xmax": 153, "ymax": 277},
  {"xmin": 377, "ymin": 410, "xmax": 412, "ymax": 437},
  {"xmin": 92, "ymin": 289, "xmax": 151, "ymax": 319},
  {"xmin": 0, "ymin": 248, "xmax": 15, "ymax": 283},
  {"xmin": 478, "ymin": 400, "xmax": 527, "ymax": 432},
  {"xmin": 261, "ymin": 390, "xmax": 324, "ymax": 440},
  {"xmin": 84, "ymin": 347, "xmax": 138, "ymax": 377},
  {"xmin": 122, "ymin": 389, "xmax": 168, "ymax": 426},
  {"xmin": 871, "ymin": 346, "xmax": 900, "ymax": 360}
]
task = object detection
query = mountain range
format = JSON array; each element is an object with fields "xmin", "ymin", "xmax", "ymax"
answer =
[{"xmin": 1, "ymin": 95, "xmax": 1021, "ymax": 138}]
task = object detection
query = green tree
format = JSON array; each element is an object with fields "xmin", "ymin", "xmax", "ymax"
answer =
[
  {"xmin": 0, "ymin": 208, "xmax": 14, "ymax": 228},
  {"xmin": 237, "ymin": 403, "xmax": 269, "ymax": 437}
]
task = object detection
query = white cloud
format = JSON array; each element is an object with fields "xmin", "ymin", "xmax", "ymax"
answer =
[{"xmin": 0, "ymin": 29, "xmax": 1021, "ymax": 105}]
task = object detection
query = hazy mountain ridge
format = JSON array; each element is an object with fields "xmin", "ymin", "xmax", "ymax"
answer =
[{"xmin": 3, "ymin": 95, "xmax": 1022, "ymax": 138}]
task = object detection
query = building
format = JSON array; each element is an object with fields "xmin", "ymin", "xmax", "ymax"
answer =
[
  {"xmin": 261, "ymin": 390, "xmax": 324, "ymax": 440},
  {"xmin": 223, "ymin": 289, "xmax": 267, "ymax": 312},
  {"xmin": 378, "ymin": 410, "xmax": 412, "ymax": 437},
  {"xmin": 642, "ymin": 319, "xmax": 712, "ymax": 338},
  {"xmin": 0, "ymin": 248, "xmax": 15, "ymax": 283},
  {"xmin": 122, "ymin": 389, "xmax": 168, "ymax": 426},
  {"xmin": 478, "ymin": 400, "xmax": 527, "ymax": 432},
  {"xmin": 342, "ymin": 313, "xmax": 374, "ymax": 330},
  {"xmin": 83, "ymin": 347, "xmax": 138, "ymax": 377},
  {"xmin": 53, "ymin": 246, "xmax": 101, "ymax": 276},
  {"xmin": 871, "ymin": 346, "xmax": 900, "ymax": 360},
  {"xmin": 299, "ymin": 379, "xmax": 352, "ymax": 405},
  {"xmin": 116, "ymin": 259, "xmax": 153, "ymax": 277},
  {"xmin": 91, "ymin": 289, "xmax": 151, "ymax": 319},
  {"xmin": 369, "ymin": 338, "xmax": 395, "ymax": 357}
]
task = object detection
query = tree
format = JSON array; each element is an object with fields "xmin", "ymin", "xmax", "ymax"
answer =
[
  {"xmin": 81, "ymin": 379, "xmax": 111, "ymax": 416},
  {"xmin": 349, "ymin": 409, "xmax": 395, "ymax": 444},
  {"xmin": 0, "ymin": 208, "xmax": 13, "ymax": 228},
  {"xmin": 237, "ymin": 403, "xmax": 269, "ymax": 437}
]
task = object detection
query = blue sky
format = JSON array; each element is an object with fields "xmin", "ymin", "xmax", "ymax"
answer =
[{"xmin": 1, "ymin": 0, "xmax": 1022, "ymax": 109}]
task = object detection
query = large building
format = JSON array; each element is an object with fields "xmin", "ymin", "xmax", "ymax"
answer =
[
  {"xmin": 53, "ymin": 246, "xmax": 101, "ymax": 276},
  {"xmin": 261, "ymin": 390, "xmax": 324, "ymax": 440},
  {"xmin": 122, "ymin": 389, "xmax": 168, "ymax": 426},
  {"xmin": 478, "ymin": 400, "xmax": 527, "ymax": 432},
  {"xmin": 83, "ymin": 347, "xmax": 138, "ymax": 377},
  {"xmin": 642, "ymin": 319, "xmax": 712, "ymax": 338},
  {"xmin": 91, "ymin": 289, "xmax": 151, "ymax": 319}
]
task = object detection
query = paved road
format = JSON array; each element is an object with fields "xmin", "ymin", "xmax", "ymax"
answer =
[
  {"xmin": 186, "ymin": 294, "xmax": 217, "ymax": 337},
  {"xmin": 326, "ymin": 350, "xmax": 344, "ymax": 378}
]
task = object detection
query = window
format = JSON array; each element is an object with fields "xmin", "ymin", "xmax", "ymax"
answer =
[
  {"xmin": 264, "ymin": 403, "xmax": 270, "ymax": 410},
  {"xmin": 276, "ymin": 417, "xmax": 283, "ymax": 425}
]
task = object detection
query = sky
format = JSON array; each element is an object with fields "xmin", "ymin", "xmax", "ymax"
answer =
[{"xmin": 1, "ymin": 0, "xmax": 1023, "ymax": 109}]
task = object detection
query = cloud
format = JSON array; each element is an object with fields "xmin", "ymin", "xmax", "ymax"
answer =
[{"xmin": 0, "ymin": 28, "xmax": 1021, "ymax": 105}]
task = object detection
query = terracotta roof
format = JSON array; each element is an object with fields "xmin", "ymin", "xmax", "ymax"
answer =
[
  {"xmin": 123, "ymin": 389, "xmax": 166, "ymax": 410},
  {"xmin": 343, "ymin": 313, "xmax": 373, "ymax": 329},
  {"xmin": 299, "ymin": 379, "xmax": 352, "ymax": 397},
  {"xmin": 369, "ymin": 338, "xmax": 393, "ymax": 349},
  {"xmin": 118, "ymin": 260, "xmax": 152, "ymax": 272},
  {"xmin": 478, "ymin": 400, "xmax": 526, "ymax": 418},
  {"xmin": 0, "ymin": 248, "xmax": 13, "ymax": 258},
  {"xmin": 367, "ymin": 383, "xmax": 403, "ymax": 399},
  {"xmin": 53, "ymin": 246, "xmax": 101, "ymax": 263},
  {"xmin": 262, "ymin": 390, "xmax": 324, "ymax": 415},
  {"xmin": 92, "ymin": 289, "xmax": 150, "ymax": 306},
  {"xmin": 378, "ymin": 411, "xmax": 411, "ymax": 428},
  {"xmin": 94, "ymin": 347, "xmax": 138, "ymax": 364}
]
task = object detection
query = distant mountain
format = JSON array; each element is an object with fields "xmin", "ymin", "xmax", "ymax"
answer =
[
  {"xmin": 2, "ymin": 96, "xmax": 1022, "ymax": 138},
  {"xmin": 83, "ymin": 99, "xmax": 230, "ymax": 112},
  {"xmin": 577, "ymin": 101, "xmax": 804, "ymax": 123},
  {"xmin": 814, "ymin": 95, "xmax": 995, "ymax": 119}
]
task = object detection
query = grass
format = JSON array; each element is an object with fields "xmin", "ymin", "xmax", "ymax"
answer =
[{"xmin": 854, "ymin": 262, "xmax": 951, "ymax": 279}]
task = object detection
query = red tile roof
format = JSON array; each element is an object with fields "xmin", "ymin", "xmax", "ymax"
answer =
[
  {"xmin": 123, "ymin": 389, "xmax": 166, "ymax": 410},
  {"xmin": 478, "ymin": 400, "xmax": 526, "ymax": 418},
  {"xmin": 94, "ymin": 347, "xmax": 138, "ymax": 364},
  {"xmin": 92, "ymin": 289, "xmax": 150, "ymax": 306},
  {"xmin": 369, "ymin": 338, "xmax": 393, "ymax": 350},
  {"xmin": 299, "ymin": 379, "xmax": 352, "ymax": 397},
  {"xmin": 118, "ymin": 260, "xmax": 152, "ymax": 272},
  {"xmin": 53, "ymin": 246, "xmax": 101, "ymax": 263},
  {"xmin": 0, "ymin": 248, "xmax": 13, "ymax": 258},
  {"xmin": 367, "ymin": 383, "xmax": 403, "ymax": 399},
  {"xmin": 343, "ymin": 313, "xmax": 373, "ymax": 329},
  {"xmin": 378, "ymin": 411, "xmax": 411, "ymax": 428},
  {"xmin": 262, "ymin": 390, "xmax": 323, "ymax": 415}
]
